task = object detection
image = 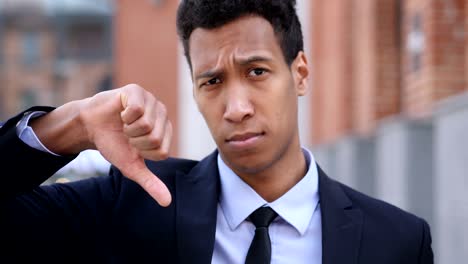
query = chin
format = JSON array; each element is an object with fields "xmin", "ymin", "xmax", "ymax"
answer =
[{"xmin": 228, "ymin": 157, "xmax": 274, "ymax": 176}]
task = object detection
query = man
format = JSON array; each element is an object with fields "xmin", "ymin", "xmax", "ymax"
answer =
[{"xmin": 0, "ymin": 0, "xmax": 433, "ymax": 263}]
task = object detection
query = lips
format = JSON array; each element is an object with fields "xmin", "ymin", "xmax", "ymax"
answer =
[{"xmin": 226, "ymin": 132, "xmax": 264, "ymax": 142}]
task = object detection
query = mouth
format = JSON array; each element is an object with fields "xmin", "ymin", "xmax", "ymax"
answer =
[
  {"xmin": 225, "ymin": 132, "xmax": 265, "ymax": 150},
  {"xmin": 226, "ymin": 132, "xmax": 265, "ymax": 142}
]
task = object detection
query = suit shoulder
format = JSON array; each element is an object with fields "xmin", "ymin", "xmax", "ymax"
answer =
[
  {"xmin": 145, "ymin": 157, "xmax": 199, "ymax": 176},
  {"xmin": 111, "ymin": 156, "xmax": 199, "ymax": 174},
  {"xmin": 337, "ymin": 181, "xmax": 428, "ymax": 227},
  {"xmin": 109, "ymin": 157, "xmax": 200, "ymax": 197},
  {"xmin": 111, "ymin": 157, "xmax": 198, "ymax": 178},
  {"xmin": 334, "ymin": 181, "xmax": 434, "ymax": 261}
]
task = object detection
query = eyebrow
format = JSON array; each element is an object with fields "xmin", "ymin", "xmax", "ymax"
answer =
[
  {"xmin": 195, "ymin": 55, "xmax": 273, "ymax": 81},
  {"xmin": 237, "ymin": 55, "xmax": 272, "ymax": 66},
  {"xmin": 195, "ymin": 69, "xmax": 224, "ymax": 82}
]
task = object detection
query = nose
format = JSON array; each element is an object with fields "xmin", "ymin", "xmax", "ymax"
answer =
[{"xmin": 223, "ymin": 82, "xmax": 254, "ymax": 123}]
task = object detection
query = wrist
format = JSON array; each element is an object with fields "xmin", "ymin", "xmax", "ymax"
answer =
[
  {"xmin": 76, "ymin": 97, "xmax": 96, "ymax": 151},
  {"xmin": 31, "ymin": 99, "xmax": 94, "ymax": 155}
]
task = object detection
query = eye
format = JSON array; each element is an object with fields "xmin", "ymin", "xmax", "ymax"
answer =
[
  {"xmin": 248, "ymin": 68, "xmax": 267, "ymax": 77},
  {"xmin": 201, "ymin": 77, "xmax": 221, "ymax": 87}
]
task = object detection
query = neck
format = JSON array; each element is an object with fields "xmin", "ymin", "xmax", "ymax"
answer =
[{"xmin": 237, "ymin": 141, "xmax": 307, "ymax": 202}]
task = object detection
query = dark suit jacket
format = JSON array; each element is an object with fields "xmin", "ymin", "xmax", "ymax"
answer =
[{"xmin": 0, "ymin": 107, "xmax": 433, "ymax": 264}]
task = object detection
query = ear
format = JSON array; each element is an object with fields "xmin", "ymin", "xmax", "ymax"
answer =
[{"xmin": 291, "ymin": 51, "xmax": 309, "ymax": 96}]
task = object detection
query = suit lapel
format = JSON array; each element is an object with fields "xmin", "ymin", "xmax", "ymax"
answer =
[
  {"xmin": 318, "ymin": 165, "xmax": 363, "ymax": 264},
  {"xmin": 175, "ymin": 151, "xmax": 220, "ymax": 264},
  {"xmin": 174, "ymin": 155, "xmax": 363, "ymax": 264}
]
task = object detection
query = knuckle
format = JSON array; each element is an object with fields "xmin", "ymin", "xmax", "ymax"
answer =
[
  {"xmin": 139, "ymin": 120, "xmax": 153, "ymax": 134},
  {"xmin": 145, "ymin": 93, "xmax": 156, "ymax": 105},
  {"xmin": 144, "ymin": 89, "xmax": 156, "ymax": 99},
  {"xmin": 158, "ymin": 151, "xmax": 169, "ymax": 160},
  {"xmin": 141, "ymin": 150, "xmax": 167, "ymax": 161},
  {"xmin": 158, "ymin": 102, "xmax": 168, "ymax": 116},
  {"xmin": 148, "ymin": 135, "xmax": 162, "ymax": 147},
  {"xmin": 127, "ymin": 83, "xmax": 141, "ymax": 90},
  {"xmin": 167, "ymin": 121, "xmax": 173, "ymax": 133},
  {"xmin": 128, "ymin": 104, "xmax": 144, "ymax": 116}
]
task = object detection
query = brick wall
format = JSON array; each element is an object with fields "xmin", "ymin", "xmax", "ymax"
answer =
[
  {"xmin": 2, "ymin": 27, "xmax": 56, "ymax": 114},
  {"xmin": 310, "ymin": 0, "xmax": 466, "ymax": 145},
  {"xmin": 403, "ymin": 0, "xmax": 466, "ymax": 117},
  {"xmin": 351, "ymin": 0, "xmax": 401, "ymax": 135},
  {"xmin": 375, "ymin": 0, "xmax": 402, "ymax": 121},
  {"xmin": 311, "ymin": 0, "xmax": 353, "ymax": 145},
  {"xmin": 1, "ymin": 24, "xmax": 112, "ymax": 117},
  {"xmin": 466, "ymin": 0, "xmax": 468, "ymax": 83},
  {"xmin": 114, "ymin": 0, "xmax": 179, "ymax": 155}
]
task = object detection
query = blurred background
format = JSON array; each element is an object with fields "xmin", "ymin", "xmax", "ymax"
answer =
[{"xmin": 0, "ymin": 0, "xmax": 467, "ymax": 262}]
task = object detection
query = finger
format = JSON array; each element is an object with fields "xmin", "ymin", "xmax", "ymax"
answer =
[
  {"xmin": 120, "ymin": 93, "xmax": 128, "ymax": 109},
  {"xmin": 123, "ymin": 101, "xmax": 159, "ymax": 138},
  {"xmin": 128, "ymin": 114, "xmax": 168, "ymax": 150},
  {"xmin": 139, "ymin": 121, "xmax": 172, "ymax": 161},
  {"xmin": 120, "ymin": 88, "xmax": 146, "ymax": 124},
  {"xmin": 121, "ymin": 159, "xmax": 172, "ymax": 207},
  {"xmin": 159, "ymin": 121, "xmax": 172, "ymax": 156}
]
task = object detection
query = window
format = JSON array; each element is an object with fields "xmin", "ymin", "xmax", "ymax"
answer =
[
  {"xmin": 407, "ymin": 13, "xmax": 424, "ymax": 73},
  {"xmin": 64, "ymin": 23, "xmax": 106, "ymax": 59},
  {"xmin": 97, "ymin": 75, "xmax": 112, "ymax": 92},
  {"xmin": 20, "ymin": 89, "xmax": 38, "ymax": 110},
  {"xmin": 22, "ymin": 31, "xmax": 40, "ymax": 65}
]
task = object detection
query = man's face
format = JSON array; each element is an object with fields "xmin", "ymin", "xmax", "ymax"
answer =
[{"xmin": 189, "ymin": 15, "xmax": 308, "ymax": 176}]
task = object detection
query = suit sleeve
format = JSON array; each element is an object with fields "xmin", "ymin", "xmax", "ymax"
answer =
[
  {"xmin": 0, "ymin": 107, "xmax": 121, "ymax": 258},
  {"xmin": 0, "ymin": 106, "xmax": 78, "ymax": 199},
  {"xmin": 418, "ymin": 219, "xmax": 434, "ymax": 264},
  {"xmin": 0, "ymin": 167, "xmax": 121, "ymax": 259}
]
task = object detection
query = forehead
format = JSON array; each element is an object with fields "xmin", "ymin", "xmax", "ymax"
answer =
[{"xmin": 188, "ymin": 15, "xmax": 283, "ymax": 74}]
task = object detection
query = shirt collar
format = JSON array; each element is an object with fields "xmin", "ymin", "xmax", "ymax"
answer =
[{"xmin": 217, "ymin": 147, "xmax": 320, "ymax": 236}]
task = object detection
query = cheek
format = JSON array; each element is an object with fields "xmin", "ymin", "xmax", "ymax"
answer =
[{"xmin": 272, "ymin": 91, "xmax": 298, "ymax": 131}]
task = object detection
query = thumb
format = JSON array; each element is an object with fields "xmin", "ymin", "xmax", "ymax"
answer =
[
  {"xmin": 120, "ymin": 92, "xmax": 128, "ymax": 109},
  {"xmin": 120, "ymin": 159, "xmax": 172, "ymax": 207}
]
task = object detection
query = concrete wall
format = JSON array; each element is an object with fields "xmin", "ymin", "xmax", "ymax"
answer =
[
  {"xmin": 311, "ymin": 92, "xmax": 468, "ymax": 263},
  {"xmin": 433, "ymin": 93, "xmax": 468, "ymax": 263},
  {"xmin": 376, "ymin": 117, "xmax": 434, "ymax": 224}
]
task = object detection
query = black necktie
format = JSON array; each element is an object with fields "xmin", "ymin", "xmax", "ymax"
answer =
[{"xmin": 245, "ymin": 206, "xmax": 278, "ymax": 264}]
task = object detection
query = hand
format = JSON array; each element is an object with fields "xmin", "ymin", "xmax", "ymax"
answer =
[{"xmin": 79, "ymin": 84, "xmax": 173, "ymax": 207}]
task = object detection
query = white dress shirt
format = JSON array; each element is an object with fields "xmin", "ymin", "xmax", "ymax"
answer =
[
  {"xmin": 16, "ymin": 111, "xmax": 58, "ymax": 155},
  {"xmin": 212, "ymin": 148, "xmax": 322, "ymax": 264},
  {"xmin": 16, "ymin": 112, "xmax": 323, "ymax": 263}
]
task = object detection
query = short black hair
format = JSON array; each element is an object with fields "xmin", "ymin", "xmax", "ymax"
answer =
[{"xmin": 176, "ymin": 0, "xmax": 304, "ymax": 70}]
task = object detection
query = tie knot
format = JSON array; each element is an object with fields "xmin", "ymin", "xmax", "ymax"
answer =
[{"xmin": 249, "ymin": 206, "xmax": 278, "ymax": 228}]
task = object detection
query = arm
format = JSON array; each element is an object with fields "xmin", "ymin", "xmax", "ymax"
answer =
[
  {"xmin": 1, "ymin": 166, "xmax": 122, "ymax": 260},
  {"xmin": 0, "ymin": 84, "xmax": 173, "ymax": 259},
  {"xmin": 1, "ymin": 106, "xmax": 116, "ymax": 258},
  {"xmin": 1, "ymin": 84, "xmax": 173, "ymax": 206},
  {"xmin": 0, "ymin": 106, "xmax": 78, "ymax": 199}
]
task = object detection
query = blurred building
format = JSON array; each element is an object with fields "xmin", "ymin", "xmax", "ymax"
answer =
[
  {"xmin": 310, "ymin": 0, "xmax": 467, "ymax": 263},
  {"xmin": 0, "ymin": 0, "xmax": 114, "ymax": 180},
  {"xmin": 0, "ymin": 0, "xmax": 113, "ymax": 120}
]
